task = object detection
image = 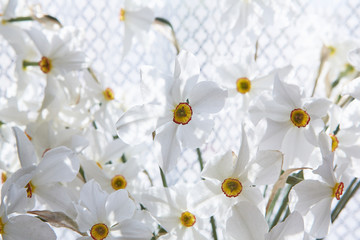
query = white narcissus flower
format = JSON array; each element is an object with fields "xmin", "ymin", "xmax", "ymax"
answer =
[
  {"xmin": 24, "ymin": 27, "xmax": 88, "ymax": 78},
  {"xmin": 250, "ymin": 74, "xmax": 331, "ymax": 169},
  {"xmin": 192, "ymin": 127, "xmax": 282, "ymax": 218},
  {"xmin": 0, "ymin": 176, "xmax": 56, "ymax": 240},
  {"xmin": 11, "ymin": 127, "xmax": 80, "ymax": 216},
  {"xmin": 117, "ymin": 50, "xmax": 227, "ymax": 172},
  {"xmin": 227, "ymin": 201, "xmax": 304, "ymax": 240},
  {"xmin": 216, "ymin": 53, "xmax": 291, "ymax": 109},
  {"xmin": 220, "ymin": 0, "xmax": 273, "ymax": 37},
  {"xmin": 141, "ymin": 183, "xmax": 210, "ymax": 240},
  {"xmin": 119, "ymin": 0, "xmax": 154, "ymax": 57},
  {"xmin": 74, "ymin": 180, "xmax": 152, "ymax": 240},
  {"xmin": 289, "ymin": 132, "xmax": 345, "ymax": 238}
]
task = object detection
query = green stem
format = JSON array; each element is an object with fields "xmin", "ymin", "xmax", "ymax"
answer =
[
  {"xmin": 269, "ymin": 184, "xmax": 291, "ymax": 230},
  {"xmin": 210, "ymin": 216, "xmax": 218, "ymax": 240},
  {"xmin": 22, "ymin": 60, "xmax": 39, "ymax": 68},
  {"xmin": 196, "ymin": 148, "xmax": 204, "ymax": 171},
  {"xmin": 159, "ymin": 167, "xmax": 168, "ymax": 188},
  {"xmin": 6, "ymin": 16, "xmax": 33, "ymax": 23},
  {"xmin": 331, "ymin": 64, "xmax": 355, "ymax": 89}
]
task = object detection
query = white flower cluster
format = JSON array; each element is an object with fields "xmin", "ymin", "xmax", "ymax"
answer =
[{"xmin": 0, "ymin": 0, "xmax": 360, "ymax": 239}]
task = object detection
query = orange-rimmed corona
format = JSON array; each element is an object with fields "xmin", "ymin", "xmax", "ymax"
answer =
[
  {"xmin": 103, "ymin": 88, "xmax": 115, "ymax": 101},
  {"xmin": 111, "ymin": 175, "xmax": 127, "ymax": 190},
  {"xmin": 290, "ymin": 108, "xmax": 310, "ymax": 128},
  {"xmin": 173, "ymin": 102, "xmax": 192, "ymax": 125},
  {"xmin": 25, "ymin": 181, "xmax": 35, "ymax": 198},
  {"xmin": 180, "ymin": 211, "xmax": 196, "ymax": 227},
  {"xmin": 38, "ymin": 56, "xmax": 52, "ymax": 74},
  {"xmin": 90, "ymin": 223, "xmax": 109, "ymax": 240},
  {"xmin": 236, "ymin": 77, "xmax": 251, "ymax": 94},
  {"xmin": 332, "ymin": 182, "xmax": 344, "ymax": 200},
  {"xmin": 221, "ymin": 178, "xmax": 243, "ymax": 198}
]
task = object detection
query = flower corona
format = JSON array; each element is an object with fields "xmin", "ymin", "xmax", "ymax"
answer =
[
  {"xmin": 290, "ymin": 108, "xmax": 310, "ymax": 128},
  {"xmin": 236, "ymin": 77, "xmax": 251, "ymax": 94},
  {"xmin": 173, "ymin": 102, "xmax": 193, "ymax": 125},
  {"xmin": 221, "ymin": 178, "xmax": 243, "ymax": 197}
]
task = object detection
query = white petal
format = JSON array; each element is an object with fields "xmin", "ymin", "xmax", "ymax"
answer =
[
  {"xmin": 226, "ymin": 201, "xmax": 268, "ymax": 240},
  {"xmin": 251, "ymin": 150, "xmax": 283, "ymax": 185},
  {"xmin": 174, "ymin": 50, "xmax": 200, "ymax": 97},
  {"xmin": 106, "ymin": 189, "xmax": 135, "ymax": 224},
  {"xmin": 155, "ymin": 122, "xmax": 181, "ymax": 173},
  {"xmin": 4, "ymin": 215, "xmax": 56, "ymax": 240},
  {"xmin": 290, "ymin": 180, "xmax": 332, "ymax": 214},
  {"xmin": 79, "ymin": 180, "xmax": 108, "ymax": 222},
  {"xmin": 12, "ymin": 126, "xmax": 38, "ymax": 167},
  {"xmin": 266, "ymin": 211, "xmax": 304, "ymax": 240},
  {"xmin": 26, "ymin": 28, "xmax": 50, "ymax": 56},
  {"xmin": 347, "ymin": 48, "xmax": 360, "ymax": 70},
  {"xmin": 304, "ymin": 98, "xmax": 331, "ymax": 119},
  {"xmin": 273, "ymin": 74, "xmax": 301, "ymax": 108},
  {"xmin": 260, "ymin": 119, "xmax": 291, "ymax": 151},
  {"xmin": 125, "ymin": 7, "xmax": 154, "ymax": 33},
  {"xmin": 308, "ymin": 198, "xmax": 332, "ymax": 238},
  {"xmin": 342, "ymin": 77, "xmax": 360, "ymax": 99},
  {"xmin": 35, "ymin": 184, "xmax": 77, "ymax": 217},
  {"xmin": 202, "ymin": 151, "xmax": 235, "ymax": 181},
  {"xmin": 113, "ymin": 219, "xmax": 153, "ymax": 239},
  {"xmin": 32, "ymin": 147, "xmax": 80, "ymax": 184},
  {"xmin": 189, "ymin": 81, "xmax": 227, "ymax": 114},
  {"xmin": 116, "ymin": 104, "xmax": 159, "ymax": 145},
  {"xmin": 233, "ymin": 126, "xmax": 250, "ymax": 176},
  {"xmin": 101, "ymin": 138, "xmax": 129, "ymax": 162},
  {"xmin": 177, "ymin": 116, "xmax": 213, "ymax": 148}
]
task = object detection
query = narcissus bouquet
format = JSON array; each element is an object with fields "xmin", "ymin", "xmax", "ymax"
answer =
[{"xmin": 0, "ymin": 0, "xmax": 360, "ymax": 239}]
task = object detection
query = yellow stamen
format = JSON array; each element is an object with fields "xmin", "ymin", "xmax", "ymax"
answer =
[
  {"xmin": 173, "ymin": 102, "xmax": 192, "ymax": 125},
  {"xmin": 290, "ymin": 108, "xmax": 310, "ymax": 128},
  {"xmin": 1, "ymin": 172, "xmax": 7, "ymax": 183},
  {"xmin": 328, "ymin": 46, "xmax": 336, "ymax": 56},
  {"xmin": 111, "ymin": 175, "xmax": 127, "ymax": 190},
  {"xmin": 180, "ymin": 211, "xmax": 196, "ymax": 227},
  {"xmin": 221, "ymin": 178, "xmax": 243, "ymax": 198},
  {"xmin": 90, "ymin": 223, "xmax": 109, "ymax": 240},
  {"xmin": 38, "ymin": 56, "xmax": 52, "ymax": 74},
  {"xmin": 236, "ymin": 77, "xmax": 251, "ymax": 94},
  {"xmin": 96, "ymin": 161, "xmax": 103, "ymax": 169}
]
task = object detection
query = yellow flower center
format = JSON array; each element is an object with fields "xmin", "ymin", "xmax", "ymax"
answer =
[
  {"xmin": 1, "ymin": 172, "xmax": 7, "ymax": 184},
  {"xmin": 328, "ymin": 46, "xmax": 336, "ymax": 56},
  {"xmin": 120, "ymin": 8, "xmax": 126, "ymax": 21},
  {"xmin": 0, "ymin": 217, "xmax": 5, "ymax": 234},
  {"xmin": 330, "ymin": 134, "xmax": 339, "ymax": 152},
  {"xmin": 180, "ymin": 211, "xmax": 196, "ymax": 227},
  {"xmin": 111, "ymin": 175, "xmax": 127, "ymax": 190},
  {"xmin": 25, "ymin": 181, "xmax": 35, "ymax": 198},
  {"xmin": 103, "ymin": 88, "xmax": 115, "ymax": 101},
  {"xmin": 236, "ymin": 77, "xmax": 251, "ymax": 94},
  {"xmin": 290, "ymin": 108, "xmax": 310, "ymax": 128},
  {"xmin": 332, "ymin": 182, "xmax": 344, "ymax": 200},
  {"xmin": 173, "ymin": 102, "xmax": 193, "ymax": 125},
  {"xmin": 38, "ymin": 56, "xmax": 52, "ymax": 74},
  {"xmin": 90, "ymin": 223, "xmax": 109, "ymax": 240},
  {"xmin": 221, "ymin": 178, "xmax": 243, "ymax": 198}
]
